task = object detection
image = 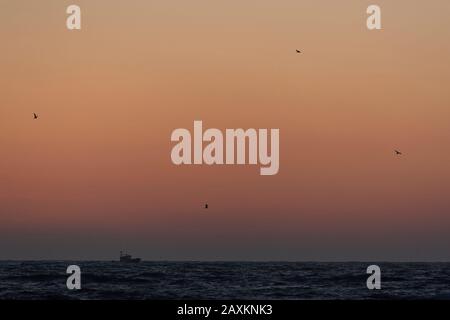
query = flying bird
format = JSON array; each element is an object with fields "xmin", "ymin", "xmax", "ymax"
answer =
[
  {"xmin": 394, "ymin": 150, "xmax": 402, "ymax": 155},
  {"xmin": 296, "ymin": 49, "xmax": 302, "ymax": 53},
  {"xmin": 33, "ymin": 113, "xmax": 38, "ymax": 119}
]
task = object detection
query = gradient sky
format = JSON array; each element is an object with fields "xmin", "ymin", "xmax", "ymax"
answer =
[{"xmin": 1, "ymin": 0, "xmax": 450, "ymax": 260}]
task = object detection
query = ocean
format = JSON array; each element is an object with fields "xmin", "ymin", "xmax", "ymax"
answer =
[{"xmin": 0, "ymin": 261, "xmax": 449, "ymax": 300}]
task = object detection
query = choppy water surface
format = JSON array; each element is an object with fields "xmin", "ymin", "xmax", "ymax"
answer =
[{"xmin": 0, "ymin": 261, "xmax": 449, "ymax": 299}]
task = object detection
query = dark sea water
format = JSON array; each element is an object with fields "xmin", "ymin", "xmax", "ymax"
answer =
[{"xmin": 0, "ymin": 261, "xmax": 449, "ymax": 300}]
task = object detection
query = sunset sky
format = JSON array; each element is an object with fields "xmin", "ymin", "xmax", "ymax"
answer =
[{"xmin": 1, "ymin": 0, "xmax": 450, "ymax": 260}]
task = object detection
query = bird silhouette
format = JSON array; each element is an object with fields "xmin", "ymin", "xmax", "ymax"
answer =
[
  {"xmin": 205, "ymin": 203, "xmax": 208, "ymax": 209},
  {"xmin": 296, "ymin": 49, "xmax": 302, "ymax": 53},
  {"xmin": 33, "ymin": 113, "xmax": 38, "ymax": 119},
  {"xmin": 395, "ymin": 150, "xmax": 402, "ymax": 155}
]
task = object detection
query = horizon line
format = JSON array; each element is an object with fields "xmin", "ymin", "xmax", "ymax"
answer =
[{"xmin": 1, "ymin": 259, "xmax": 450, "ymax": 263}]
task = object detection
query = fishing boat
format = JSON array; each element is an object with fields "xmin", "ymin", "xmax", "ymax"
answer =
[{"xmin": 119, "ymin": 251, "xmax": 141, "ymax": 263}]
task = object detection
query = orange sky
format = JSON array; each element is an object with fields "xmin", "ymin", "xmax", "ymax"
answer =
[{"xmin": 1, "ymin": 0, "xmax": 450, "ymax": 260}]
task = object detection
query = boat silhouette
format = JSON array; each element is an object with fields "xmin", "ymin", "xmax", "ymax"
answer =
[{"xmin": 119, "ymin": 251, "xmax": 141, "ymax": 263}]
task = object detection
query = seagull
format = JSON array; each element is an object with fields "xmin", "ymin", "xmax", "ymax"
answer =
[
  {"xmin": 204, "ymin": 203, "xmax": 208, "ymax": 209},
  {"xmin": 33, "ymin": 113, "xmax": 38, "ymax": 119},
  {"xmin": 394, "ymin": 150, "xmax": 402, "ymax": 155},
  {"xmin": 296, "ymin": 49, "xmax": 302, "ymax": 53}
]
